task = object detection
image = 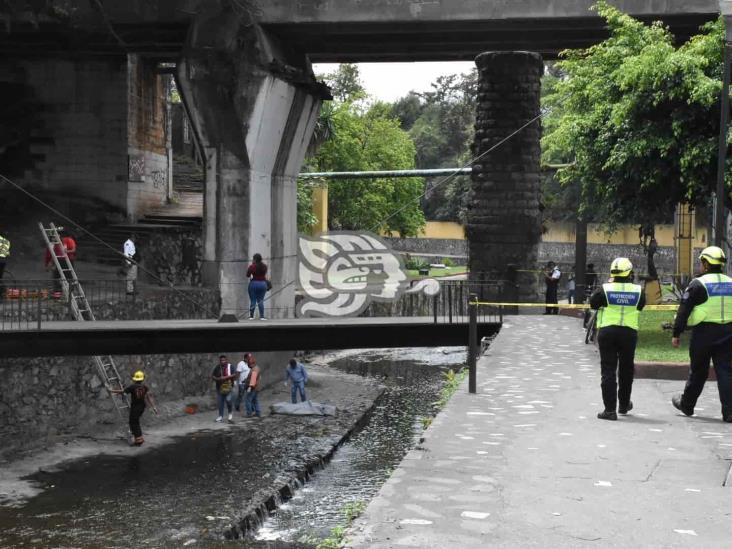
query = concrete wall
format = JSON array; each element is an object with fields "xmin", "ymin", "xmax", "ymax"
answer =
[
  {"xmin": 126, "ymin": 55, "xmax": 171, "ymax": 219},
  {"xmin": 0, "ymin": 56, "xmax": 129, "ymax": 212}
]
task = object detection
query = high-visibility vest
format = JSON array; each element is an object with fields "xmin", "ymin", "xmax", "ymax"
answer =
[
  {"xmin": 597, "ymin": 282, "xmax": 642, "ymax": 330},
  {"xmin": 0, "ymin": 235, "xmax": 9, "ymax": 258},
  {"xmin": 687, "ymin": 273, "xmax": 732, "ymax": 326}
]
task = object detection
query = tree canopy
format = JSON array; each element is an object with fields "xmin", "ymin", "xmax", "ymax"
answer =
[
  {"xmin": 300, "ymin": 64, "xmax": 425, "ymax": 236},
  {"xmin": 542, "ymin": 1, "xmax": 729, "ymax": 229}
]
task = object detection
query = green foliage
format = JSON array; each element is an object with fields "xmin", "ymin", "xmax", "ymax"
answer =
[
  {"xmin": 395, "ymin": 71, "xmax": 477, "ymax": 222},
  {"xmin": 434, "ymin": 368, "xmax": 467, "ymax": 409},
  {"xmin": 312, "ymin": 100, "xmax": 426, "ymax": 236},
  {"xmin": 442, "ymin": 257, "xmax": 455, "ymax": 267},
  {"xmin": 542, "ymin": 1, "xmax": 729, "ymax": 229},
  {"xmin": 297, "ymin": 181, "xmax": 319, "ymax": 233},
  {"xmin": 405, "ymin": 257, "xmax": 429, "ymax": 270},
  {"xmin": 308, "ymin": 500, "xmax": 367, "ymax": 549},
  {"xmin": 321, "ymin": 63, "xmax": 366, "ymax": 103}
]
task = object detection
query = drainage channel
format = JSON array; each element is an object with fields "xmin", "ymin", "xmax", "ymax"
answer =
[{"xmin": 253, "ymin": 347, "xmax": 466, "ymax": 545}]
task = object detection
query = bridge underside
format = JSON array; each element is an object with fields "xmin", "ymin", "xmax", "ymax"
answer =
[
  {"xmin": 263, "ymin": 14, "xmax": 715, "ymax": 61},
  {"xmin": 0, "ymin": 318, "xmax": 501, "ymax": 357}
]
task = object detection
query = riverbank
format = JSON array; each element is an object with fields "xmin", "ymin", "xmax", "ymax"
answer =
[{"xmin": 0, "ymin": 360, "xmax": 384, "ymax": 547}]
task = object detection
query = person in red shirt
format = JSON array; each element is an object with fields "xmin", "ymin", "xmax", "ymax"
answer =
[
  {"xmin": 44, "ymin": 241, "xmax": 65, "ymax": 295},
  {"xmin": 246, "ymin": 253, "xmax": 269, "ymax": 320},
  {"xmin": 62, "ymin": 233, "xmax": 77, "ymax": 264}
]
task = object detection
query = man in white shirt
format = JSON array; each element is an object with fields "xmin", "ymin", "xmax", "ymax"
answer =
[
  {"xmin": 234, "ymin": 353, "xmax": 252, "ymax": 413},
  {"xmin": 123, "ymin": 234, "xmax": 137, "ymax": 295},
  {"xmin": 544, "ymin": 261, "xmax": 561, "ymax": 315}
]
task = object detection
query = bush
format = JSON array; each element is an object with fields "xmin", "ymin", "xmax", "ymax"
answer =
[
  {"xmin": 442, "ymin": 257, "xmax": 455, "ymax": 267},
  {"xmin": 405, "ymin": 258, "xmax": 429, "ymax": 271}
]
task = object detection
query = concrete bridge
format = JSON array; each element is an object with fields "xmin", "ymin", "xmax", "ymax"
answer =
[{"xmin": 0, "ymin": 0, "xmax": 720, "ymax": 315}]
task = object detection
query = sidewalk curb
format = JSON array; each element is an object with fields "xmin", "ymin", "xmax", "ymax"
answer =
[{"xmin": 635, "ymin": 361, "xmax": 717, "ymax": 381}]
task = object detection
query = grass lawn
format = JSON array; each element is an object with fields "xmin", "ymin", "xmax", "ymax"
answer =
[
  {"xmin": 635, "ymin": 309, "xmax": 688, "ymax": 363},
  {"xmin": 406, "ymin": 266, "xmax": 467, "ymax": 279}
]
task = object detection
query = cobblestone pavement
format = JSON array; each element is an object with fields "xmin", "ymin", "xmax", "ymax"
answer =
[{"xmin": 347, "ymin": 316, "xmax": 732, "ymax": 548}]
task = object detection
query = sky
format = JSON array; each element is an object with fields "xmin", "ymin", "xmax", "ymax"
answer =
[{"xmin": 313, "ymin": 61, "xmax": 475, "ymax": 102}]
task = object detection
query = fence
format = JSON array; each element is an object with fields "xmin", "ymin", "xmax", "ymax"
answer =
[{"xmin": 0, "ymin": 279, "xmax": 216, "ymax": 330}]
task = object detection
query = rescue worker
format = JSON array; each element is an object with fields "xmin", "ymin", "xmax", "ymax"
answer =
[
  {"xmin": 590, "ymin": 258, "xmax": 645, "ymax": 420},
  {"xmin": 0, "ymin": 231, "xmax": 9, "ymax": 297},
  {"xmin": 671, "ymin": 246, "xmax": 732, "ymax": 423},
  {"xmin": 108, "ymin": 370, "xmax": 159, "ymax": 446}
]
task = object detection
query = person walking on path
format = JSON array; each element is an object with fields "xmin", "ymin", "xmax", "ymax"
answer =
[
  {"xmin": 123, "ymin": 234, "xmax": 137, "ymax": 295},
  {"xmin": 108, "ymin": 370, "xmax": 159, "ymax": 446},
  {"xmin": 212, "ymin": 355, "xmax": 236, "ymax": 423},
  {"xmin": 544, "ymin": 261, "xmax": 561, "ymax": 315},
  {"xmin": 235, "ymin": 353, "xmax": 252, "ymax": 413},
  {"xmin": 247, "ymin": 253, "xmax": 269, "ymax": 320},
  {"xmin": 586, "ymin": 263, "xmax": 598, "ymax": 292},
  {"xmin": 567, "ymin": 269, "xmax": 576, "ymax": 304},
  {"xmin": 285, "ymin": 358, "xmax": 308, "ymax": 403},
  {"xmin": 590, "ymin": 257, "xmax": 645, "ymax": 420},
  {"xmin": 0, "ymin": 231, "xmax": 10, "ymax": 297},
  {"xmin": 245, "ymin": 356, "xmax": 262, "ymax": 417},
  {"xmin": 671, "ymin": 246, "xmax": 732, "ymax": 423}
]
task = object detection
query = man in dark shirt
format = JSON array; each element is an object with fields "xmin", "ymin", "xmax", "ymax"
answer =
[
  {"xmin": 670, "ymin": 246, "xmax": 732, "ymax": 422},
  {"xmin": 109, "ymin": 370, "xmax": 158, "ymax": 446},
  {"xmin": 212, "ymin": 354, "xmax": 237, "ymax": 423},
  {"xmin": 544, "ymin": 261, "xmax": 561, "ymax": 315}
]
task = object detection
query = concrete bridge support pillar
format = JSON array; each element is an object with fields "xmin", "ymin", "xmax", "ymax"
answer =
[
  {"xmin": 177, "ymin": 7, "xmax": 327, "ymax": 318},
  {"xmin": 468, "ymin": 52, "xmax": 543, "ymax": 305}
]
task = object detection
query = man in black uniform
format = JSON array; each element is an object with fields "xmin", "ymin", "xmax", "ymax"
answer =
[
  {"xmin": 544, "ymin": 261, "xmax": 561, "ymax": 315},
  {"xmin": 590, "ymin": 258, "xmax": 646, "ymax": 420},
  {"xmin": 671, "ymin": 246, "xmax": 732, "ymax": 422}
]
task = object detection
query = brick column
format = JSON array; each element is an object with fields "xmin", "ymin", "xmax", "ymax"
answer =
[{"xmin": 468, "ymin": 51, "xmax": 543, "ymax": 304}]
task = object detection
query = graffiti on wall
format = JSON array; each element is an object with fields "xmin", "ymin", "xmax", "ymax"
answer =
[
  {"xmin": 128, "ymin": 154, "xmax": 145, "ymax": 182},
  {"xmin": 150, "ymin": 170, "xmax": 167, "ymax": 190}
]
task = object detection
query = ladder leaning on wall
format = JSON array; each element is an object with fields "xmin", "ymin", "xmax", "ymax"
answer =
[{"xmin": 39, "ymin": 222, "xmax": 130, "ymax": 418}]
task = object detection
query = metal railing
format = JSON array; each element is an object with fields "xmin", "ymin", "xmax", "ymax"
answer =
[{"xmin": 0, "ymin": 279, "xmax": 216, "ymax": 330}]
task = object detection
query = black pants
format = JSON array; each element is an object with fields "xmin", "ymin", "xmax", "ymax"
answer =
[
  {"xmin": 598, "ymin": 326, "xmax": 637, "ymax": 412},
  {"xmin": 545, "ymin": 286, "xmax": 559, "ymax": 314},
  {"xmin": 129, "ymin": 404, "xmax": 146, "ymax": 437},
  {"xmin": 681, "ymin": 323, "xmax": 732, "ymax": 419}
]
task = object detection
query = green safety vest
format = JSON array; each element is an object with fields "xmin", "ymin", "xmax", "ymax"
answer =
[
  {"xmin": 597, "ymin": 282, "xmax": 642, "ymax": 331},
  {"xmin": 687, "ymin": 273, "xmax": 732, "ymax": 326},
  {"xmin": 0, "ymin": 235, "xmax": 9, "ymax": 258}
]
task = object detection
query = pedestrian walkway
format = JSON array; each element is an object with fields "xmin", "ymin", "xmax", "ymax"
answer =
[{"xmin": 347, "ymin": 316, "xmax": 732, "ymax": 548}]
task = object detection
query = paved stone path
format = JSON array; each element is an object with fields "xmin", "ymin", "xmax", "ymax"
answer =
[{"xmin": 347, "ymin": 316, "xmax": 732, "ymax": 548}]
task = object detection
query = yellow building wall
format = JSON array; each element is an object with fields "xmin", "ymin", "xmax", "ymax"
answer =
[
  {"xmin": 542, "ymin": 221, "xmax": 707, "ymax": 248},
  {"xmin": 383, "ymin": 221, "xmax": 465, "ymax": 239}
]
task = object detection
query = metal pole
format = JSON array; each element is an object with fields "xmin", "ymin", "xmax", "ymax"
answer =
[
  {"xmin": 575, "ymin": 217, "xmax": 588, "ymax": 303},
  {"xmin": 715, "ymin": 42, "xmax": 731, "ymax": 247},
  {"xmin": 468, "ymin": 294, "xmax": 477, "ymax": 394}
]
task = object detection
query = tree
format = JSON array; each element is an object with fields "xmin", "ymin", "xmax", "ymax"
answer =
[
  {"xmin": 320, "ymin": 63, "xmax": 366, "ymax": 103},
  {"xmin": 311, "ymin": 100, "xmax": 425, "ymax": 236},
  {"xmin": 543, "ymin": 1, "xmax": 729, "ymax": 232}
]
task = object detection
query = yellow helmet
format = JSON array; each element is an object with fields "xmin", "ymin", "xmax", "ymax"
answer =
[
  {"xmin": 610, "ymin": 257, "xmax": 633, "ymax": 278},
  {"xmin": 699, "ymin": 246, "xmax": 727, "ymax": 266},
  {"xmin": 132, "ymin": 370, "xmax": 145, "ymax": 382}
]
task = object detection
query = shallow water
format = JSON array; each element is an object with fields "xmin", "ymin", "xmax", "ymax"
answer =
[
  {"xmin": 255, "ymin": 347, "xmax": 465, "ymax": 544},
  {"xmin": 0, "ymin": 347, "xmax": 465, "ymax": 548}
]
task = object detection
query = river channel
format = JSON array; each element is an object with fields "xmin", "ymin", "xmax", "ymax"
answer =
[{"xmin": 0, "ymin": 347, "xmax": 465, "ymax": 548}]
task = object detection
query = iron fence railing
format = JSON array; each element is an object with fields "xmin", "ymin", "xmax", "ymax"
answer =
[{"xmin": 0, "ymin": 279, "xmax": 215, "ymax": 330}]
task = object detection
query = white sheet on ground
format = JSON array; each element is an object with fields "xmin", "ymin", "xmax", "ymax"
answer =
[{"xmin": 270, "ymin": 401, "xmax": 337, "ymax": 416}]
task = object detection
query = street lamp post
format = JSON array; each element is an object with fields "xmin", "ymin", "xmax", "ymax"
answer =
[{"xmin": 715, "ymin": 1, "xmax": 732, "ymax": 247}]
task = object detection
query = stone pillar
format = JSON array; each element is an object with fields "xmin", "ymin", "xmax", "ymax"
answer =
[
  {"xmin": 177, "ymin": 5, "xmax": 327, "ymax": 318},
  {"xmin": 468, "ymin": 52, "xmax": 543, "ymax": 305}
]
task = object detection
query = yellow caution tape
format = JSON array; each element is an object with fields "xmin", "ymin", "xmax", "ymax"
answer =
[{"xmin": 469, "ymin": 301, "xmax": 679, "ymax": 311}]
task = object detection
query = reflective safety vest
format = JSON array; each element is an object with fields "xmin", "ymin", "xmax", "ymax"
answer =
[
  {"xmin": 687, "ymin": 273, "xmax": 732, "ymax": 326},
  {"xmin": 0, "ymin": 235, "xmax": 9, "ymax": 258},
  {"xmin": 597, "ymin": 282, "xmax": 642, "ymax": 330}
]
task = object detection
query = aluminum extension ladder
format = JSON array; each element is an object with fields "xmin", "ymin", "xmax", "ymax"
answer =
[{"xmin": 39, "ymin": 222, "xmax": 130, "ymax": 418}]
